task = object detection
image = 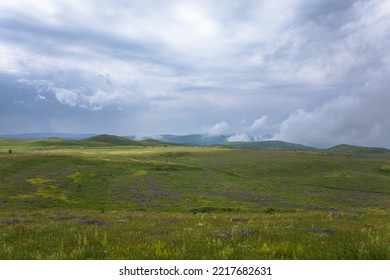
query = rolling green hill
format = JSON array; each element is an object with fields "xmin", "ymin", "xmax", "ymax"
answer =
[
  {"xmin": 0, "ymin": 134, "xmax": 173, "ymax": 149},
  {"xmin": 326, "ymin": 144, "xmax": 390, "ymax": 158},
  {"xmin": 82, "ymin": 134, "xmax": 143, "ymax": 146},
  {"xmin": 138, "ymin": 139, "xmax": 174, "ymax": 146},
  {"xmin": 31, "ymin": 137, "xmax": 85, "ymax": 147},
  {"xmin": 82, "ymin": 134, "xmax": 174, "ymax": 147}
]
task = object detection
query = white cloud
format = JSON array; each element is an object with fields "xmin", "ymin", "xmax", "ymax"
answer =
[
  {"xmin": 247, "ymin": 116, "xmax": 269, "ymax": 132},
  {"xmin": 273, "ymin": 78, "xmax": 390, "ymax": 147},
  {"xmin": 173, "ymin": 2, "xmax": 219, "ymax": 40},
  {"xmin": 203, "ymin": 121, "xmax": 230, "ymax": 136},
  {"xmin": 53, "ymin": 88, "xmax": 80, "ymax": 107},
  {"xmin": 0, "ymin": 45, "xmax": 21, "ymax": 74},
  {"xmin": 84, "ymin": 89, "xmax": 119, "ymax": 106},
  {"xmin": 228, "ymin": 134, "xmax": 251, "ymax": 142}
]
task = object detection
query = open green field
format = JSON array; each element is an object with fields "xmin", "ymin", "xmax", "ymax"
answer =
[{"xmin": 1, "ymin": 136, "xmax": 389, "ymax": 259}]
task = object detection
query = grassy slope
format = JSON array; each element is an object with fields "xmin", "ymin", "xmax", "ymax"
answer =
[
  {"xmin": 1, "ymin": 134, "xmax": 169, "ymax": 149},
  {"xmin": 82, "ymin": 134, "xmax": 143, "ymax": 146},
  {"xmin": 326, "ymin": 144, "xmax": 390, "ymax": 159},
  {"xmin": 0, "ymin": 138, "xmax": 389, "ymax": 259}
]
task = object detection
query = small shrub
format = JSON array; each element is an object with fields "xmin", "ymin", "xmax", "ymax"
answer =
[
  {"xmin": 212, "ymin": 228, "xmax": 256, "ymax": 237},
  {"xmin": 231, "ymin": 217, "xmax": 249, "ymax": 222},
  {"xmin": 8, "ymin": 149, "xmax": 12, "ymax": 154},
  {"xmin": 78, "ymin": 219, "xmax": 109, "ymax": 225},
  {"xmin": 379, "ymin": 165, "xmax": 390, "ymax": 173},
  {"xmin": 190, "ymin": 207, "xmax": 233, "ymax": 214},
  {"xmin": 311, "ymin": 227, "xmax": 337, "ymax": 233},
  {"xmin": 265, "ymin": 207, "xmax": 277, "ymax": 214}
]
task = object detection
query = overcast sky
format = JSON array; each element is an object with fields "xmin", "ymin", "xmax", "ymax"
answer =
[{"xmin": 1, "ymin": 0, "xmax": 389, "ymax": 147}]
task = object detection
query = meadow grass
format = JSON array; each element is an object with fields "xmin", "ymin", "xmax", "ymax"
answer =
[
  {"xmin": 0, "ymin": 140, "xmax": 389, "ymax": 259},
  {"xmin": 1, "ymin": 209, "xmax": 388, "ymax": 259}
]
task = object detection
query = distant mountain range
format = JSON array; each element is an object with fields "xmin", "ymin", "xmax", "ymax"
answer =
[
  {"xmin": 25, "ymin": 134, "xmax": 168, "ymax": 147},
  {"xmin": 0, "ymin": 132, "xmax": 263, "ymax": 145},
  {"xmin": 0, "ymin": 132, "xmax": 95, "ymax": 139},
  {"xmin": 2, "ymin": 133, "xmax": 390, "ymax": 158},
  {"xmin": 155, "ymin": 134, "xmax": 230, "ymax": 145},
  {"xmin": 0, "ymin": 132, "xmax": 313, "ymax": 149}
]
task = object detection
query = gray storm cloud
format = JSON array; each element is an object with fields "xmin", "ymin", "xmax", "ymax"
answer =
[
  {"xmin": 0, "ymin": 0, "xmax": 389, "ymax": 147},
  {"xmin": 274, "ymin": 79, "xmax": 390, "ymax": 148}
]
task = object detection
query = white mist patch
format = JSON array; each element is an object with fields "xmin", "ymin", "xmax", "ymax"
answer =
[
  {"xmin": 227, "ymin": 134, "xmax": 251, "ymax": 142},
  {"xmin": 203, "ymin": 121, "xmax": 230, "ymax": 136}
]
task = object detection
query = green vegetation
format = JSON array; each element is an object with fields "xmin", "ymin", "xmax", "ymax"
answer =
[
  {"xmin": 326, "ymin": 144, "xmax": 390, "ymax": 159},
  {"xmin": 0, "ymin": 135, "xmax": 389, "ymax": 259}
]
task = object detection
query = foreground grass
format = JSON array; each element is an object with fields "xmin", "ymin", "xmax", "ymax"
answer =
[
  {"xmin": 1, "ymin": 209, "xmax": 389, "ymax": 260},
  {"xmin": 1, "ymin": 141, "xmax": 390, "ymax": 259}
]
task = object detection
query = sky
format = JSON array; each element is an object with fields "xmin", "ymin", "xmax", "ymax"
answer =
[{"xmin": 1, "ymin": 0, "xmax": 390, "ymax": 148}]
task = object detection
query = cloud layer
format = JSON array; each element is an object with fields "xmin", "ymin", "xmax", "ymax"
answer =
[{"xmin": 1, "ymin": 0, "xmax": 389, "ymax": 147}]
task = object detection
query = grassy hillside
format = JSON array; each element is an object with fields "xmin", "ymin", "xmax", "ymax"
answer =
[
  {"xmin": 31, "ymin": 137, "xmax": 86, "ymax": 147},
  {"xmin": 326, "ymin": 144, "xmax": 390, "ymax": 159},
  {"xmin": 0, "ymin": 135, "xmax": 171, "ymax": 150},
  {"xmin": 82, "ymin": 134, "xmax": 142, "ymax": 146},
  {"xmin": 0, "ymin": 138, "xmax": 389, "ymax": 259}
]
